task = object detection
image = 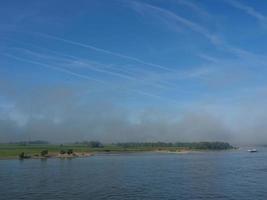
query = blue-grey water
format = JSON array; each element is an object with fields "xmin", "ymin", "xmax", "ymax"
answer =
[{"xmin": 1, "ymin": 148, "xmax": 267, "ymax": 200}]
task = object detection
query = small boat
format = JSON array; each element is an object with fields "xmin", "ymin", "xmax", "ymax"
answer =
[{"xmin": 248, "ymin": 149, "xmax": 258, "ymax": 153}]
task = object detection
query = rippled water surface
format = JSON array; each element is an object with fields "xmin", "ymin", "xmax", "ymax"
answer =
[{"xmin": 1, "ymin": 149, "xmax": 267, "ymax": 200}]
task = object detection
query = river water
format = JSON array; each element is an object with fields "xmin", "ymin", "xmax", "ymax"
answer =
[{"xmin": 1, "ymin": 148, "xmax": 267, "ymax": 200}]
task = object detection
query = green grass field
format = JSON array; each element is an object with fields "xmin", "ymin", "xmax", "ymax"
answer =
[
  {"xmin": 0, "ymin": 144, "xmax": 191, "ymax": 158},
  {"xmin": 0, "ymin": 141, "xmax": 234, "ymax": 159}
]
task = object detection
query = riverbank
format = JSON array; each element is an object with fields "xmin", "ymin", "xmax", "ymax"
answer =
[
  {"xmin": 0, "ymin": 142, "xmax": 235, "ymax": 159},
  {"xmin": 0, "ymin": 148, "xmax": 194, "ymax": 160}
]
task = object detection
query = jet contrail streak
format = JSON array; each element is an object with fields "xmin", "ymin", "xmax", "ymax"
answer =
[
  {"xmin": 32, "ymin": 32, "xmax": 174, "ymax": 72},
  {"xmin": 12, "ymin": 46, "xmax": 172, "ymax": 90},
  {"xmin": 3, "ymin": 54, "xmax": 105, "ymax": 84},
  {"xmin": 2, "ymin": 53, "xmax": 179, "ymax": 102}
]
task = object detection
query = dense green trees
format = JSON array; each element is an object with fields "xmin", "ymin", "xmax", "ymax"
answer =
[
  {"xmin": 11, "ymin": 141, "xmax": 49, "ymax": 145},
  {"xmin": 75, "ymin": 141, "xmax": 103, "ymax": 148},
  {"xmin": 116, "ymin": 142, "xmax": 233, "ymax": 150},
  {"xmin": 41, "ymin": 150, "xmax": 48, "ymax": 156},
  {"xmin": 74, "ymin": 141, "xmax": 233, "ymax": 150}
]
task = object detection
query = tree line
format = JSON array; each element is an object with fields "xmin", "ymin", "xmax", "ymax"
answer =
[{"xmin": 115, "ymin": 142, "xmax": 233, "ymax": 150}]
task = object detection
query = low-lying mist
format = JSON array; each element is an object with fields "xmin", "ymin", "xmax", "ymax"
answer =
[{"xmin": 0, "ymin": 78, "xmax": 267, "ymax": 145}]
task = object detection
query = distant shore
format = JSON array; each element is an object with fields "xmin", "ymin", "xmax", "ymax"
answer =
[
  {"xmin": 0, "ymin": 150, "xmax": 220, "ymax": 160},
  {"xmin": 0, "ymin": 149, "xmax": 238, "ymax": 160},
  {"xmin": 0, "ymin": 141, "xmax": 235, "ymax": 160},
  {"xmin": 155, "ymin": 149, "xmax": 194, "ymax": 154},
  {"xmin": 0, "ymin": 149, "xmax": 194, "ymax": 160}
]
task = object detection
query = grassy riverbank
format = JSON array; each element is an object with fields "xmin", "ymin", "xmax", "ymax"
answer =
[
  {"xmin": 0, "ymin": 144, "xmax": 132, "ymax": 158},
  {"xmin": 0, "ymin": 142, "xmax": 234, "ymax": 159}
]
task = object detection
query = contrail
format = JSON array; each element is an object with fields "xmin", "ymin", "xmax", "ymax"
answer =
[
  {"xmin": 224, "ymin": 0, "xmax": 266, "ymax": 23},
  {"xmin": 11, "ymin": 47, "xmax": 140, "ymax": 82},
  {"xmin": 31, "ymin": 32, "xmax": 174, "ymax": 72},
  {"xmin": 63, "ymin": 61, "xmax": 171, "ymax": 90},
  {"xmin": 129, "ymin": 1, "xmax": 218, "ymax": 44},
  {"xmin": 2, "ymin": 53, "xmax": 179, "ymax": 102},
  {"xmin": 4, "ymin": 38, "xmax": 192, "ymax": 91},
  {"xmin": 11, "ymin": 46, "xmax": 172, "ymax": 90},
  {"xmin": 3, "ymin": 54, "xmax": 105, "ymax": 84}
]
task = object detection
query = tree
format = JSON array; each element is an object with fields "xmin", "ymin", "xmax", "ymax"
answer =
[
  {"xmin": 19, "ymin": 152, "xmax": 25, "ymax": 159},
  {"xmin": 87, "ymin": 141, "xmax": 103, "ymax": 148},
  {"xmin": 18, "ymin": 152, "xmax": 30, "ymax": 159},
  {"xmin": 60, "ymin": 150, "xmax": 66, "ymax": 154},
  {"xmin": 41, "ymin": 150, "xmax": 48, "ymax": 157},
  {"xmin": 67, "ymin": 149, "xmax": 73, "ymax": 155}
]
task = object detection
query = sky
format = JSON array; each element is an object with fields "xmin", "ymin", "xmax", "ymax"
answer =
[{"xmin": 1, "ymin": 0, "xmax": 267, "ymax": 144}]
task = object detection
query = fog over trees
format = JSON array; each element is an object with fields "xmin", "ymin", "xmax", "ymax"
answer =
[{"xmin": 1, "ymin": 78, "xmax": 267, "ymax": 145}]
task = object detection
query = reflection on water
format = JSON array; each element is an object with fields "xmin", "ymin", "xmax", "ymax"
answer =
[{"xmin": 1, "ymin": 149, "xmax": 267, "ymax": 200}]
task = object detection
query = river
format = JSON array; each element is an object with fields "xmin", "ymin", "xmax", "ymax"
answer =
[{"xmin": 1, "ymin": 148, "xmax": 267, "ymax": 200}]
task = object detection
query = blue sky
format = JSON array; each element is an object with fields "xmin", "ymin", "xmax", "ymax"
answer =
[{"xmin": 1, "ymin": 0, "xmax": 267, "ymax": 143}]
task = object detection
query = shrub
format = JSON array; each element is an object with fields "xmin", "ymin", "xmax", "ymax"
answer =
[
  {"xmin": 41, "ymin": 150, "xmax": 48, "ymax": 157},
  {"xmin": 18, "ymin": 152, "xmax": 31, "ymax": 159},
  {"xmin": 60, "ymin": 150, "xmax": 66, "ymax": 154},
  {"xmin": 19, "ymin": 152, "xmax": 25, "ymax": 159},
  {"xmin": 67, "ymin": 149, "xmax": 73, "ymax": 155}
]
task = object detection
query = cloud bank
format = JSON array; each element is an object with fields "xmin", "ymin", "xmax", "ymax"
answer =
[{"xmin": 1, "ymin": 76, "xmax": 267, "ymax": 145}]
